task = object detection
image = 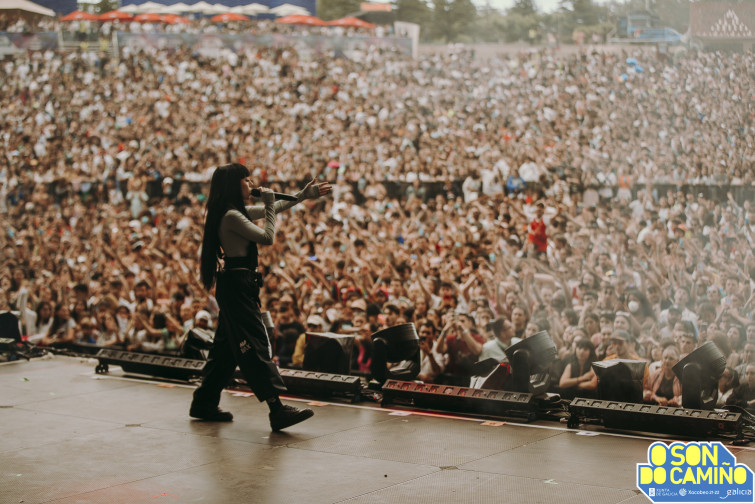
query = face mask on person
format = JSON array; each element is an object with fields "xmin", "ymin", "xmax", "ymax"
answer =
[{"xmin": 628, "ymin": 300, "xmax": 640, "ymax": 313}]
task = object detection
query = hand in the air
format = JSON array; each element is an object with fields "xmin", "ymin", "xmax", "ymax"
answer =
[{"xmin": 302, "ymin": 178, "xmax": 332, "ymax": 200}]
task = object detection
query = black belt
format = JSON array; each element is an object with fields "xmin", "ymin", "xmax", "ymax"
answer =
[
  {"xmin": 224, "ymin": 256, "xmax": 256, "ymax": 270},
  {"xmin": 219, "ymin": 268, "xmax": 263, "ymax": 287}
]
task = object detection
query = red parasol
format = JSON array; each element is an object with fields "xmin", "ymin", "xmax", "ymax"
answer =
[
  {"xmin": 160, "ymin": 14, "xmax": 191, "ymax": 24},
  {"xmin": 60, "ymin": 10, "xmax": 100, "ymax": 22},
  {"xmin": 210, "ymin": 12, "xmax": 250, "ymax": 22},
  {"xmin": 98, "ymin": 10, "xmax": 134, "ymax": 22},
  {"xmin": 275, "ymin": 14, "xmax": 327, "ymax": 26},
  {"xmin": 327, "ymin": 17, "xmax": 376, "ymax": 29},
  {"xmin": 133, "ymin": 12, "xmax": 164, "ymax": 23}
]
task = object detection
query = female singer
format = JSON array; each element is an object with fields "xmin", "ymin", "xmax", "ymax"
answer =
[{"xmin": 191, "ymin": 163, "xmax": 330, "ymax": 431}]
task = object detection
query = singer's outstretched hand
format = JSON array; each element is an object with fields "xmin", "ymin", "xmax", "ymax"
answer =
[{"xmin": 303, "ymin": 178, "xmax": 332, "ymax": 200}]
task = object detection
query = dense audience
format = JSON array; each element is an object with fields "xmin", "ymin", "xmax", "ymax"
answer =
[{"xmin": 1, "ymin": 28, "xmax": 753, "ymax": 408}]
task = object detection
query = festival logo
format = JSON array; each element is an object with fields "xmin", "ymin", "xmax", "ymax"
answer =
[{"xmin": 637, "ymin": 441, "xmax": 754, "ymax": 502}]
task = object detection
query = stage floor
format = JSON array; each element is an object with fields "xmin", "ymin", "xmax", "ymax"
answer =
[{"xmin": 2, "ymin": 356, "xmax": 754, "ymax": 504}]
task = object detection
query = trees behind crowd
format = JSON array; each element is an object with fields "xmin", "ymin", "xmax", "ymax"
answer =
[{"xmin": 335, "ymin": 0, "xmax": 697, "ymax": 43}]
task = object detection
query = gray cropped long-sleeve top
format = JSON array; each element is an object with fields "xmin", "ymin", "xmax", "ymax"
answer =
[{"xmin": 218, "ymin": 187, "xmax": 312, "ymax": 258}]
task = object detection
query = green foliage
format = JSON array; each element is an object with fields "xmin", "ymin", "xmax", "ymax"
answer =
[
  {"xmin": 556, "ymin": 0, "xmax": 609, "ymax": 41},
  {"xmin": 449, "ymin": 0, "xmax": 477, "ymax": 36},
  {"xmin": 318, "ymin": 0, "xmax": 693, "ymax": 44},
  {"xmin": 395, "ymin": 0, "xmax": 433, "ymax": 27},
  {"xmin": 316, "ymin": 0, "xmax": 362, "ymax": 21},
  {"xmin": 499, "ymin": 12, "xmax": 540, "ymax": 43},
  {"xmin": 571, "ymin": 22, "xmax": 615, "ymax": 42},
  {"xmin": 560, "ymin": 0, "xmax": 605, "ymax": 25},
  {"xmin": 470, "ymin": 6, "xmax": 508, "ymax": 42},
  {"xmin": 509, "ymin": 0, "xmax": 538, "ymax": 16},
  {"xmin": 652, "ymin": 0, "xmax": 691, "ymax": 33},
  {"xmin": 426, "ymin": 0, "xmax": 477, "ymax": 42}
]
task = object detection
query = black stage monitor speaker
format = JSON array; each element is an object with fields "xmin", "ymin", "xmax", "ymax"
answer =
[
  {"xmin": 470, "ymin": 358, "xmax": 511, "ymax": 391},
  {"xmin": 568, "ymin": 398, "xmax": 742, "ymax": 438},
  {"xmin": 180, "ymin": 327, "xmax": 215, "ymax": 360},
  {"xmin": 1, "ymin": 313, "xmax": 42, "ymax": 360},
  {"xmin": 302, "ymin": 332, "xmax": 354, "ymax": 375},
  {"xmin": 279, "ymin": 369, "xmax": 362, "ymax": 399},
  {"xmin": 592, "ymin": 359, "xmax": 647, "ymax": 403},
  {"xmin": 673, "ymin": 341, "xmax": 726, "ymax": 410},
  {"xmin": 0, "ymin": 312, "xmax": 22, "ymax": 342},
  {"xmin": 382, "ymin": 379, "xmax": 536, "ymax": 420},
  {"xmin": 370, "ymin": 324, "xmax": 420, "ymax": 385},
  {"xmin": 0, "ymin": 336, "xmax": 32, "ymax": 360},
  {"xmin": 503, "ymin": 331, "xmax": 557, "ymax": 395},
  {"xmin": 95, "ymin": 348, "xmax": 205, "ymax": 381}
]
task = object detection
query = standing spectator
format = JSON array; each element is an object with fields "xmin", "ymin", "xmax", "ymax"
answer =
[
  {"xmin": 527, "ymin": 202, "xmax": 547, "ymax": 260},
  {"xmin": 436, "ymin": 312, "xmax": 484, "ymax": 385},
  {"xmin": 726, "ymin": 364, "xmax": 755, "ymax": 412},
  {"xmin": 735, "ymin": 343, "xmax": 755, "ymax": 380},
  {"xmin": 416, "ymin": 320, "xmax": 447, "ymax": 383},
  {"xmin": 479, "ymin": 317, "xmax": 519, "ymax": 363},
  {"xmin": 643, "ymin": 345, "xmax": 682, "ymax": 406},
  {"xmin": 39, "ymin": 303, "xmax": 76, "ymax": 347},
  {"xmin": 559, "ymin": 338, "xmax": 598, "ymax": 399},
  {"xmin": 717, "ymin": 367, "xmax": 739, "ymax": 407},
  {"xmin": 673, "ymin": 320, "xmax": 698, "ymax": 358},
  {"xmin": 28, "ymin": 301, "xmax": 53, "ymax": 343},
  {"xmin": 76, "ymin": 316, "xmax": 101, "ymax": 345},
  {"xmin": 506, "ymin": 167, "xmax": 525, "ymax": 196}
]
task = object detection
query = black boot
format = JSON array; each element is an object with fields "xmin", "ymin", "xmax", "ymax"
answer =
[
  {"xmin": 269, "ymin": 404, "xmax": 314, "ymax": 431},
  {"xmin": 190, "ymin": 404, "xmax": 234, "ymax": 422}
]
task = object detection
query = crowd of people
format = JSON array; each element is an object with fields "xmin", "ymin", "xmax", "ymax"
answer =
[
  {"xmin": 0, "ymin": 12, "xmax": 389, "ymax": 38},
  {"xmin": 1, "ymin": 29, "xmax": 754, "ymax": 410}
]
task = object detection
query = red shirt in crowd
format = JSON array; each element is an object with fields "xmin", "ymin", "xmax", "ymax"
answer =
[{"xmin": 528, "ymin": 217, "xmax": 547, "ymax": 253}]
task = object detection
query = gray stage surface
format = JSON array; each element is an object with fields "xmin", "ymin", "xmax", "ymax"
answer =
[{"xmin": 2, "ymin": 356, "xmax": 754, "ymax": 504}]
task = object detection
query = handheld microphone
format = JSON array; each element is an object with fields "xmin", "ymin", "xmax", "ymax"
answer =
[{"xmin": 251, "ymin": 188, "xmax": 298, "ymax": 202}]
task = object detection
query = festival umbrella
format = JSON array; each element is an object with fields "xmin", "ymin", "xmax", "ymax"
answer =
[
  {"xmin": 183, "ymin": 1, "xmax": 214, "ymax": 13},
  {"xmin": 98, "ymin": 10, "xmax": 134, "ymax": 22},
  {"xmin": 60, "ymin": 10, "xmax": 100, "ymax": 21},
  {"xmin": 160, "ymin": 14, "xmax": 191, "ymax": 24},
  {"xmin": 327, "ymin": 17, "xmax": 376, "ymax": 29},
  {"xmin": 230, "ymin": 4, "xmax": 269, "ymax": 16},
  {"xmin": 0, "ymin": 0, "xmax": 55, "ymax": 16},
  {"xmin": 157, "ymin": 2, "xmax": 191, "ymax": 14},
  {"xmin": 276, "ymin": 14, "xmax": 326, "ymax": 26},
  {"xmin": 130, "ymin": 1, "xmax": 169, "ymax": 13},
  {"xmin": 210, "ymin": 12, "xmax": 249, "ymax": 22},
  {"xmin": 205, "ymin": 3, "xmax": 230, "ymax": 14},
  {"xmin": 270, "ymin": 4, "xmax": 310, "ymax": 16},
  {"xmin": 133, "ymin": 12, "xmax": 164, "ymax": 23}
]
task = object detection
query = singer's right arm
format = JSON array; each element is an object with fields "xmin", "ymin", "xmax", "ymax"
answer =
[{"xmin": 247, "ymin": 183, "xmax": 325, "ymax": 217}]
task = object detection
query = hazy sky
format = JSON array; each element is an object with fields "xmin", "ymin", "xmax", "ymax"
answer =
[
  {"xmin": 476, "ymin": 0, "xmax": 611, "ymax": 14},
  {"xmin": 486, "ymin": 0, "xmax": 562, "ymax": 13}
]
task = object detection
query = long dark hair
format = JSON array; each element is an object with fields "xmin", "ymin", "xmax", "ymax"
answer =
[
  {"xmin": 36, "ymin": 301, "xmax": 52, "ymax": 324},
  {"xmin": 572, "ymin": 338, "xmax": 598, "ymax": 376},
  {"xmin": 47, "ymin": 302, "xmax": 70, "ymax": 338},
  {"xmin": 200, "ymin": 163, "xmax": 251, "ymax": 290}
]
